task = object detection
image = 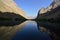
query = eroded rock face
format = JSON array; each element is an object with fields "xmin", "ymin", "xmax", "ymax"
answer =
[
  {"xmin": 0, "ymin": 0, "xmax": 28, "ymax": 19},
  {"xmin": 38, "ymin": 0, "xmax": 60, "ymax": 15},
  {"xmin": 52, "ymin": 0, "xmax": 60, "ymax": 9},
  {"xmin": 39, "ymin": 8, "xmax": 47, "ymax": 14},
  {"xmin": 37, "ymin": 0, "xmax": 60, "ymax": 19}
]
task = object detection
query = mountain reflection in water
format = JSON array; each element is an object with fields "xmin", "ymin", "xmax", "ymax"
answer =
[
  {"xmin": 0, "ymin": 21, "xmax": 26, "ymax": 40},
  {"xmin": 12, "ymin": 21, "xmax": 51, "ymax": 40},
  {"xmin": 0, "ymin": 20, "xmax": 60, "ymax": 40}
]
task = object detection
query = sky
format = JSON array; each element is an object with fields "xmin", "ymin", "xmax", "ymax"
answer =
[{"xmin": 14, "ymin": 0, "xmax": 53, "ymax": 18}]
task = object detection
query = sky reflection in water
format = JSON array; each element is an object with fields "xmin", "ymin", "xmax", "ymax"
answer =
[{"xmin": 12, "ymin": 21, "xmax": 51, "ymax": 40}]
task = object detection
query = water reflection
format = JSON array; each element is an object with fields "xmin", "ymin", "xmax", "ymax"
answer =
[
  {"xmin": 37, "ymin": 21, "xmax": 60, "ymax": 40},
  {"xmin": 0, "ymin": 21, "xmax": 26, "ymax": 40},
  {"xmin": 12, "ymin": 21, "xmax": 51, "ymax": 40},
  {"xmin": 0, "ymin": 20, "xmax": 60, "ymax": 40}
]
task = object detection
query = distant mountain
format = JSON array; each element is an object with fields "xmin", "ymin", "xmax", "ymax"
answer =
[
  {"xmin": 0, "ymin": 0, "xmax": 28, "ymax": 19},
  {"xmin": 37, "ymin": 0, "xmax": 60, "ymax": 19}
]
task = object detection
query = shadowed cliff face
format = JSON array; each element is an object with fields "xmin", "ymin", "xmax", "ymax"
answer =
[
  {"xmin": 0, "ymin": 11, "xmax": 26, "ymax": 26},
  {"xmin": 0, "ymin": 0, "xmax": 28, "ymax": 19}
]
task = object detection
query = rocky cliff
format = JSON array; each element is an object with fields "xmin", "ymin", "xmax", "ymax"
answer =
[
  {"xmin": 37, "ymin": 0, "xmax": 60, "ymax": 19},
  {"xmin": 0, "ymin": 0, "xmax": 28, "ymax": 19}
]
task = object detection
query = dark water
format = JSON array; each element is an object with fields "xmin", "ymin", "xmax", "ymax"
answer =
[
  {"xmin": 12, "ymin": 21, "xmax": 51, "ymax": 40},
  {"xmin": 0, "ymin": 20, "xmax": 60, "ymax": 40}
]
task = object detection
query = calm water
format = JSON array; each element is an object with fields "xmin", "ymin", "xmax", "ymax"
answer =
[
  {"xmin": 12, "ymin": 21, "xmax": 51, "ymax": 40},
  {"xmin": 0, "ymin": 20, "xmax": 60, "ymax": 40}
]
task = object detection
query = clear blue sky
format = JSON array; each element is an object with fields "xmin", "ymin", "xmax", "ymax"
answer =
[{"xmin": 14, "ymin": 0, "xmax": 53, "ymax": 18}]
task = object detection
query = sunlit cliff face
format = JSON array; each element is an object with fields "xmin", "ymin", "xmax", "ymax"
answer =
[
  {"xmin": 52, "ymin": 0, "xmax": 60, "ymax": 8},
  {"xmin": 0, "ymin": 0, "xmax": 28, "ymax": 19}
]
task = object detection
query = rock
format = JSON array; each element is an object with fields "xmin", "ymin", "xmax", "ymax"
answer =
[
  {"xmin": 51, "ymin": 0, "xmax": 60, "ymax": 9},
  {"xmin": 39, "ymin": 8, "xmax": 47, "ymax": 14},
  {"xmin": 0, "ymin": 0, "xmax": 28, "ymax": 19},
  {"xmin": 37, "ymin": 0, "xmax": 60, "ymax": 19}
]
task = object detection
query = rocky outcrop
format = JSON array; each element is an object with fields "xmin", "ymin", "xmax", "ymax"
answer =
[
  {"xmin": 38, "ymin": 8, "xmax": 48, "ymax": 14},
  {"xmin": 37, "ymin": 6, "xmax": 60, "ymax": 20},
  {"xmin": 51, "ymin": 0, "xmax": 60, "ymax": 9},
  {"xmin": 37, "ymin": 0, "xmax": 60, "ymax": 19},
  {"xmin": 0, "ymin": 0, "xmax": 28, "ymax": 19}
]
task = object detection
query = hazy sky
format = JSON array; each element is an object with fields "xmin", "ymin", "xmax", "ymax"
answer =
[{"xmin": 14, "ymin": 0, "xmax": 53, "ymax": 18}]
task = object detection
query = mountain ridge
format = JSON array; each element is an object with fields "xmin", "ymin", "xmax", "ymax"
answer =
[
  {"xmin": 0, "ymin": 0, "xmax": 28, "ymax": 19},
  {"xmin": 37, "ymin": 0, "xmax": 60, "ymax": 19}
]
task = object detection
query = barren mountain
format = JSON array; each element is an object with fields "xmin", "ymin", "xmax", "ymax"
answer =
[
  {"xmin": 37, "ymin": 0, "xmax": 60, "ymax": 19},
  {"xmin": 38, "ymin": 0, "xmax": 60, "ymax": 15},
  {"xmin": 0, "ymin": 0, "xmax": 28, "ymax": 19}
]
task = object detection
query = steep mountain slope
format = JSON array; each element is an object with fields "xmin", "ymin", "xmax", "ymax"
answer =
[
  {"xmin": 0, "ymin": 0, "xmax": 28, "ymax": 19},
  {"xmin": 37, "ymin": 0, "xmax": 60, "ymax": 19}
]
